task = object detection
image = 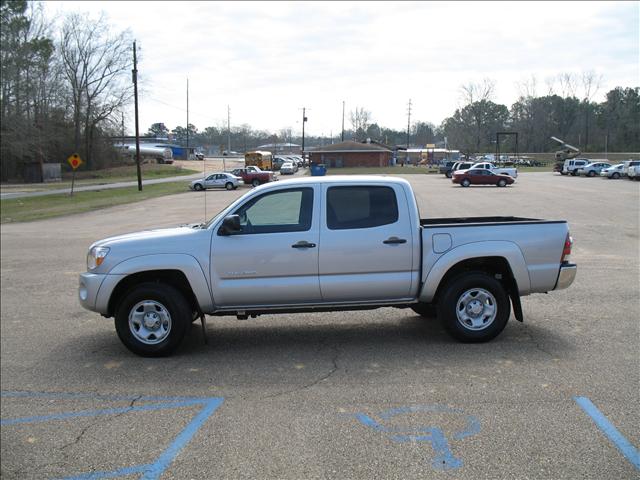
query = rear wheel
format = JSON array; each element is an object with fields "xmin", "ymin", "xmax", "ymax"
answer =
[
  {"xmin": 497, "ymin": 179, "xmax": 507, "ymax": 187},
  {"xmin": 588, "ymin": 170, "xmax": 596, "ymax": 177},
  {"xmin": 225, "ymin": 182, "xmax": 234, "ymax": 190},
  {"xmin": 461, "ymin": 179, "xmax": 471, "ymax": 187},
  {"xmin": 446, "ymin": 171, "xmax": 453, "ymax": 178},
  {"xmin": 252, "ymin": 179, "xmax": 260, "ymax": 187},
  {"xmin": 437, "ymin": 272, "xmax": 510, "ymax": 342},
  {"xmin": 114, "ymin": 283, "xmax": 190, "ymax": 357}
]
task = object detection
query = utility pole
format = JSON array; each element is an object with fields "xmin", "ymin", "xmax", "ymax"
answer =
[
  {"xmin": 341, "ymin": 100, "xmax": 345, "ymax": 142},
  {"xmin": 227, "ymin": 105, "xmax": 231, "ymax": 153},
  {"xmin": 406, "ymin": 98, "xmax": 412, "ymax": 149},
  {"xmin": 121, "ymin": 113, "xmax": 125, "ymax": 146},
  {"xmin": 132, "ymin": 40, "xmax": 142, "ymax": 191},
  {"xmin": 186, "ymin": 78, "xmax": 189, "ymax": 159},
  {"xmin": 301, "ymin": 107, "xmax": 308, "ymax": 159}
]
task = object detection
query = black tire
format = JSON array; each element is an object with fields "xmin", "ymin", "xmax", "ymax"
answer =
[
  {"xmin": 461, "ymin": 179, "xmax": 471, "ymax": 187},
  {"xmin": 114, "ymin": 282, "xmax": 191, "ymax": 357},
  {"xmin": 612, "ymin": 172, "xmax": 620, "ymax": 179},
  {"xmin": 560, "ymin": 171, "xmax": 567, "ymax": 176},
  {"xmin": 570, "ymin": 171, "xmax": 577, "ymax": 176},
  {"xmin": 252, "ymin": 179, "xmax": 260, "ymax": 187},
  {"xmin": 225, "ymin": 182, "xmax": 234, "ymax": 190},
  {"xmin": 588, "ymin": 170, "xmax": 596, "ymax": 177},
  {"xmin": 436, "ymin": 272, "xmax": 510, "ymax": 342},
  {"xmin": 446, "ymin": 171, "xmax": 453, "ymax": 178},
  {"xmin": 411, "ymin": 302, "xmax": 437, "ymax": 318},
  {"xmin": 193, "ymin": 183, "xmax": 204, "ymax": 191},
  {"xmin": 497, "ymin": 179, "xmax": 507, "ymax": 187}
]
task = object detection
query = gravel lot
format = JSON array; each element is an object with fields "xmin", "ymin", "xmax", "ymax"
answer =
[{"xmin": 1, "ymin": 172, "xmax": 638, "ymax": 479}]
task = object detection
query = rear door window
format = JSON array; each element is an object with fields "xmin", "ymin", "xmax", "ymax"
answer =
[{"xmin": 326, "ymin": 186, "xmax": 398, "ymax": 230}]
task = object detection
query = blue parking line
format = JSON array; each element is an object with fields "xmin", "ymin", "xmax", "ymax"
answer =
[
  {"xmin": 574, "ymin": 396, "xmax": 640, "ymax": 470},
  {"xmin": 0, "ymin": 399, "xmax": 207, "ymax": 426},
  {"xmin": 2, "ymin": 391, "xmax": 224, "ymax": 480}
]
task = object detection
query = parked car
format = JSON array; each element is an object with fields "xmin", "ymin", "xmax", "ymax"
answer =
[
  {"xmin": 599, "ymin": 164, "xmax": 625, "ymax": 179},
  {"xmin": 622, "ymin": 160, "xmax": 640, "ymax": 178},
  {"xmin": 284, "ymin": 157, "xmax": 299, "ymax": 172},
  {"xmin": 628, "ymin": 164, "xmax": 640, "ymax": 181},
  {"xmin": 79, "ymin": 176, "xmax": 576, "ymax": 356},
  {"xmin": 280, "ymin": 162, "xmax": 296, "ymax": 175},
  {"xmin": 440, "ymin": 161, "xmax": 457, "ymax": 178},
  {"xmin": 229, "ymin": 167, "xmax": 274, "ymax": 187},
  {"xmin": 577, "ymin": 162, "xmax": 612, "ymax": 177},
  {"xmin": 470, "ymin": 162, "xmax": 518, "ymax": 178},
  {"xmin": 452, "ymin": 169, "xmax": 515, "ymax": 187},
  {"xmin": 189, "ymin": 172, "xmax": 241, "ymax": 191},
  {"xmin": 194, "ymin": 152, "xmax": 205, "ymax": 161},
  {"xmin": 562, "ymin": 158, "xmax": 590, "ymax": 176},
  {"xmin": 449, "ymin": 161, "xmax": 474, "ymax": 175}
]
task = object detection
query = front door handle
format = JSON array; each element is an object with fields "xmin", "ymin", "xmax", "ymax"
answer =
[
  {"xmin": 383, "ymin": 237, "xmax": 407, "ymax": 245},
  {"xmin": 292, "ymin": 241, "xmax": 316, "ymax": 248}
]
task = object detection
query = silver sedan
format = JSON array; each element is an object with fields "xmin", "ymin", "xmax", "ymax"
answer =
[{"xmin": 189, "ymin": 172, "xmax": 241, "ymax": 191}]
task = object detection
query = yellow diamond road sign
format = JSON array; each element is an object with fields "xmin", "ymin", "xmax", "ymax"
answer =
[{"xmin": 67, "ymin": 153, "xmax": 83, "ymax": 170}]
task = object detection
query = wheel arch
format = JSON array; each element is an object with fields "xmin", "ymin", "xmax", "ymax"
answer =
[{"xmin": 419, "ymin": 242, "xmax": 531, "ymax": 304}]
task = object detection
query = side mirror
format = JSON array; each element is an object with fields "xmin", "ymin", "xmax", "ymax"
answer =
[{"xmin": 218, "ymin": 215, "xmax": 241, "ymax": 236}]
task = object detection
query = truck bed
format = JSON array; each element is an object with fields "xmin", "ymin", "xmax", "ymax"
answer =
[{"xmin": 421, "ymin": 216, "xmax": 564, "ymax": 227}]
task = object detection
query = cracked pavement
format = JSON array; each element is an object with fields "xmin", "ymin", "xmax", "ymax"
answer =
[{"xmin": 1, "ymin": 173, "xmax": 639, "ymax": 479}]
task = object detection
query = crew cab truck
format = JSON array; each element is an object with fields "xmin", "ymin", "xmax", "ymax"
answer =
[
  {"xmin": 79, "ymin": 177, "xmax": 577, "ymax": 356},
  {"xmin": 229, "ymin": 166, "xmax": 274, "ymax": 187}
]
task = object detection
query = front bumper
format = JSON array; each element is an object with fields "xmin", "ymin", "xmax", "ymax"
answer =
[
  {"xmin": 554, "ymin": 263, "xmax": 577, "ymax": 290},
  {"xmin": 79, "ymin": 272, "xmax": 126, "ymax": 314}
]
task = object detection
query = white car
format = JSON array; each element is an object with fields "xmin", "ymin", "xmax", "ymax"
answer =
[
  {"xmin": 562, "ymin": 158, "xmax": 590, "ymax": 176},
  {"xmin": 280, "ymin": 162, "xmax": 295, "ymax": 175},
  {"xmin": 469, "ymin": 162, "xmax": 518, "ymax": 179},
  {"xmin": 599, "ymin": 164, "xmax": 624, "ymax": 179},
  {"xmin": 628, "ymin": 164, "xmax": 640, "ymax": 181},
  {"xmin": 190, "ymin": 172, "xmax": 241, "ymax": 191}
]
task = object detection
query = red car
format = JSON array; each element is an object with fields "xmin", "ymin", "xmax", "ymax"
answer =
[{"xmin": 452, "ymin": 168, "xmax": 515, "ymax": 187}]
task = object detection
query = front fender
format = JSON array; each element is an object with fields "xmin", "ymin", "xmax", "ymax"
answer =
[
  {"xmin": 419, "ymin": 241, "xmax": 531, "ymax": 303},
  {"xmin": 98, "ymin": 254, "xmax": 214, "ymax": 312}
]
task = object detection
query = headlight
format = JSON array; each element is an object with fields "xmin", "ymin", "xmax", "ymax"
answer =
[{"xmin": 87, "ymin": 246, "xmax": 110, "ymax": 270}]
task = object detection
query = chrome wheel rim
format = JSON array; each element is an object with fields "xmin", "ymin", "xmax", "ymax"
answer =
[
  {"xmin": 455, "ymin": 288, "xmax": 497, "ymax": 331},
  {"xmin": 129, "ymin": 300, "xmax": 172, "ymax": 345}
]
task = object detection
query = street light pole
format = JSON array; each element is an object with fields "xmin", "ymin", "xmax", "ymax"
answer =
[
  {"xmin": 132, "ymin": 40, "xmax": 142, "ymax": 191},
  {"xmin": 301, "ymin": 107, "xmax": 307, "ymax": 160}
]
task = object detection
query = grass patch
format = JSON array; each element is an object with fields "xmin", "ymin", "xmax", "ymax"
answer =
[
  {"xmin": 1, "ymin": 164, "xmax": 198, "ymax": 192},
  {"xmin": 324, "ymin": 165, "xmax": 553, "ymax": 175},
  {"xmin": 1, "ymin": 181, "xmax": 189, "ymax": 224},
  {"xmin": 325, "ymin": 166, "xmax": 438, "ymax": 175}
]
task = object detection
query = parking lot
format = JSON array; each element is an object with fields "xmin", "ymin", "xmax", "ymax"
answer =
[{"xmin": 1, "ymin": 172, "xmax": 638, "ymax": 479}]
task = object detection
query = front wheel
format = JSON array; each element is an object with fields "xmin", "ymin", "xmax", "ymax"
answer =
[
  {"xmin": 114, "ymin": 283, "xmax": 191, "ymax": 357},
  {"xmin": 437, "ymin": 272, "xmax": 510, "ymax": 342},
  {"xmin": 497, "ymin": 179, "xmax": 507, "ymax": 187},
  {"xmin": 461, "ymin": 179, "xmax": 471, "ymax": 187},
  {"xmin": 193, "ymin": 183, "xmax": 204, "ymax": 191},
  {"xmin": 612, "ymin": 172, "xmax": 620, "ymax": 179},
  {"xmin": 252, "ymin": 179, "xmax": 260, "ymax": 187},
  {"xmin": 446, "ymin": 171, "xmax": 453, "ymax": 178}
]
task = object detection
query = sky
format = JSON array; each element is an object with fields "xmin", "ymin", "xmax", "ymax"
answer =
[{"xmin": 45, "ymin": 1, "xmax": 638, "ymax": 139}]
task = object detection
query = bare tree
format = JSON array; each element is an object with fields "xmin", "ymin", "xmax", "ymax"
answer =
[
  {"xmin": 349, "ymin": 107, "xmax": 371, "ymax": 140},
  {"xmin": 557, "ymin": 73, "xmax": 576, "ymax": 98},
  {"xmin": 516, "ymin": 75, "xmax": 538, "ymax": 99},
  {"xmin": 59, "ymin": 12, "xmax": 132, "ymax": 167},
  {"xmin": 580, "ymin": 70, "xmax": 602, "ymax": 101},
  {"xmin": 459, "ymin": 78, "xmax": 496, "ymax": 106}
]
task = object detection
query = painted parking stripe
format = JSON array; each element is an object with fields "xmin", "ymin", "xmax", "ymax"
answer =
[{"xmin": 574, "ymin": 396, "xmax": 639, "ymax": 470}]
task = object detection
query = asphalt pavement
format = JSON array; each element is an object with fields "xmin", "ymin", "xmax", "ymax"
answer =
[{"xmin": 1, "ymin": 173, "xmax": 638, "ymax": 479}]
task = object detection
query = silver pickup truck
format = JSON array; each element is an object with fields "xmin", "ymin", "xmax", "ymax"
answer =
[{"xmin": 79, "ymin": 176, "xmax": 576, "ymax": 356}]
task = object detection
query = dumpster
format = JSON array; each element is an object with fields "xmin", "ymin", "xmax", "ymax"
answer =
[{"xmin": 310, "ymin": 164, "xmax": 327, "ymax": 176}]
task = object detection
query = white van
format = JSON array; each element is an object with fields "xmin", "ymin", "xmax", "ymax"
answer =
[
  {"xmin": 562, "ymin": 158, "xmax": 590, "ymax": 176},
  {"xmin": 622, "ymin": 160, "xmax": 640, "ymax": 178}
]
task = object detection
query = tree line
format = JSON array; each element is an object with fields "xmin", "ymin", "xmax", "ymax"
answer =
[{"xmin": 1, "ymin": 2, "xmax": 638, "ymax": 181}]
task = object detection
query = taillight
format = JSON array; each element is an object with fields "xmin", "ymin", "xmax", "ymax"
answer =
[{"xmin": 561, "ymin": 233, "xmax": 573, "ymax": 263}]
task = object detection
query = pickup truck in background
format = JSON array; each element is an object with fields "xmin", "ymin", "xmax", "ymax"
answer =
[
  {"xmin": 229, "ymin": 166, "xmax": 275, "ymax": 187},
  {"xmin": 79, "ymin": 176, "xmax": 576, "ymax": 356},
  {"xmin": 461, "ymin": 162, "xmax": 518, "ymax": 178}
]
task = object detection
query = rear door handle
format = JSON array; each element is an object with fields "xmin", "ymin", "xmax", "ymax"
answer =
[
  {"xmin": 292, "ymin": 241, "xmax": 316, "ymax": 248},
  {"xmin": 383, "ymin": 237, "xmax": 407, "ymax": 245}
]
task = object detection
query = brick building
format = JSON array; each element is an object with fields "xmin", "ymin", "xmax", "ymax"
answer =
[{"xmin": 307, "ymin": 141, "xmax": 392, "ymax": 168}]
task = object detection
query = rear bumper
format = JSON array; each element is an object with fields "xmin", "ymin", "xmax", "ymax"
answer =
[{"xmin": 554, "ymin": 263, "xmax": 577, "ymax": 290}]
